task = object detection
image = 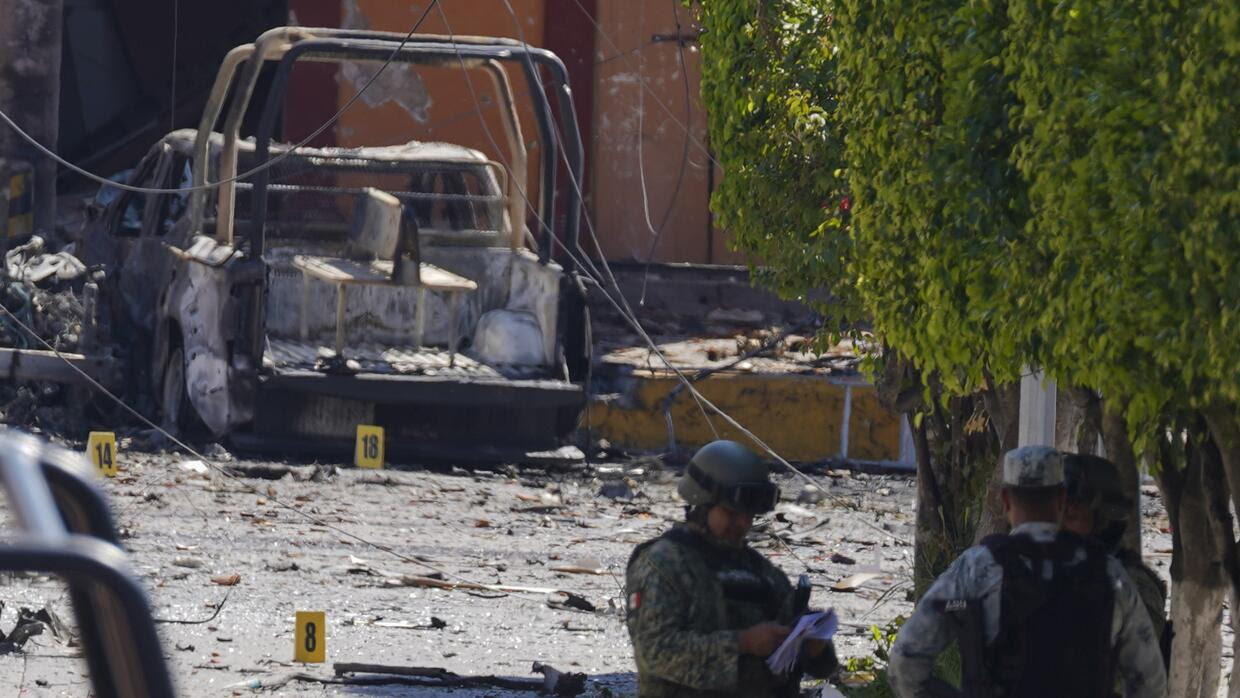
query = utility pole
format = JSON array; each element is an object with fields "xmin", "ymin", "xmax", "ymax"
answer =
[{"xmin": 0, "ymin": 0, "xmax": 64, "ymax": 237}]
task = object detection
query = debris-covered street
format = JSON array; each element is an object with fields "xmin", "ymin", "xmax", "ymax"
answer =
[
  {"xmin": 2, "ymin": 0, "xmax": 1235, "ymax": 695},
  {"xmin": 0, "ymin": 440, "xmax": 1190, "ymax": 696},
  {"xmin": 0, "ymin": 443, "xmax": 921, "ymax": 696}
]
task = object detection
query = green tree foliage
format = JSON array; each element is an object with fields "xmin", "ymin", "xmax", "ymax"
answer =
[
  {"xmin": 697, "ymin": 1, "xmax": 1017, "ymax": 597},
  {"xmin": 701, "ymin": 0, "xmax": 1240, "ymax": 447},
  {"xmin": 698, "ymin": 0, "xmax": 1240, "ymax": 686},
  {"xmin": 1004, "ymin": 1, "xmax": 1184, "ymax": 435},
  {"xmin": 836, "ymin": 0, "xmax": 1030, "ymax": 395},
  {"xmin": 695, "ymin": 1, "xmax": 856, "ymax": 321},
  {"xmin": 1007, "ymin": 1, "xmax": 1240, "ymax": 436}
]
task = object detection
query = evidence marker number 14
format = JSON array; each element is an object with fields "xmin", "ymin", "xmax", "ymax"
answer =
[{"xmin": 87, "ymin": 431, "xmax": 117, "ymax": 477}]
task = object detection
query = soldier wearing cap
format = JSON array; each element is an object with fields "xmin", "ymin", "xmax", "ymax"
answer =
[
  {"xmin": 625, "ymin": 440, "xmax": 838, "ymax": 697},
  {"xmin": 888, "ymin": 446, "xmax": 1166, "ymax": 698},
  {"xmin": 1061, "ymin": 453, "xmax": 1170, "ymax": 666}
]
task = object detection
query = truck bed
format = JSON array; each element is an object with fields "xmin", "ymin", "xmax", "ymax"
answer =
[{"xmin": 263, "ymin": 338, "xmax": 501, "ymax": 378}]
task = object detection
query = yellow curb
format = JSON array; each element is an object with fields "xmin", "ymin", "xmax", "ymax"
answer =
[{"xmin": 587, "ymin": 372, "xmax": 903, "ymax": 463}]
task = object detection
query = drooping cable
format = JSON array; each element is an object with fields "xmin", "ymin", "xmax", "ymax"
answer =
[
  {"xmin": 0, "ymin": 1, "xmax": 440, "ymax": 196},
  {"xmin": 432, "ymin": 0, "xmax": 722, "ymax": 437},
  {"xmin": 638, "ymin": 0, "xmax": 694, "ymax": 304},
  {"xmin": 488, "ymin": 0, "xmax": 897, "ymax": 521}
]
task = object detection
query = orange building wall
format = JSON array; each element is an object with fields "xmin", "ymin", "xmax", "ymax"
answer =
[
  {"xmin": 331, "ymin": 0, "xmax": 733, "ymax": 265},
  {"xmin": 591, "ymin": 0, "xmax": 739, "ymax": 265},
  {"xmin": 334, "ymin": 1, "xmax": 547, "ymax": 234}
]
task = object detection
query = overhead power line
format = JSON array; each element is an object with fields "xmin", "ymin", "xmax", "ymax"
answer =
[{"xmin": 0, "ymin": 1, "xmax": 440, "ymax": 196}]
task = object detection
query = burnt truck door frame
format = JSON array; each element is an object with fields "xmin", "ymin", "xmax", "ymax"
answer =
[
  {"xmin": 91, "ymin": 145, "xmax": 162, "ymax": 272},
  {"xmin": 245, "ymin": 37, "xmax": 585, "ymax": 364},
  {"xmin": 89, "ymin": 145, "xmax": 165, "ymax": 391},
  {"xmin": 119, "ymin": 142, "xmax": 188, "ymax": 335}
]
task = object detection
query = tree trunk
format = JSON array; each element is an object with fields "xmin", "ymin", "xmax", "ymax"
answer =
[
  {"xmin": 1056, "ymin": 384, "xmax": 1102, "ymax": 454},
  {"xmin": 1159, "ymin": 425, "xmax": 1228, "ymax": 698},
  {"xmin": 1225, "ymin": 570, "xmax": 1240, "ymax": 697},
  {"xmin": 973, "ymin": 382, "xmax": 1021, "ymax": 542},
  {"xmin": 1054, "ymin": 387, "xmax": 1083, "ymax": 452},
  {"xmin": 1170, "ymin": 578, "xmax": 1225, "ymax": 698},
  {"xmin": 872, "ymin": 354, "xmax": 1009, "ymax": 595},
  {"xmin": 0, "ymin": 0, "xmax": 63, "ymax": 235},
  {"xmin": 911, "ymin": 413, "xmax": 952, "ymax": 594},
  {"xmin": 1101, "ymin": 406, "xmax": 1143, "ymax": 553},
  {"xmin": 1202, "ymin": 404, "xmax": 1240, "ymax": 696}
]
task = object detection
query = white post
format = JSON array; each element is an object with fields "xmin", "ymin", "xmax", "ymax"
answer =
[{"xmin": 1018, "ymin": 369, "xmax": 1057, "ymax": 447}]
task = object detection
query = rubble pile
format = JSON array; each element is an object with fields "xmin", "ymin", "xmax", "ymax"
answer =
[
  {"xmin": 0, "ymin": 236, "xmax": 94, "ymax": 433},
  {"xmin": 1, "ymin": 235, "xmax": 89, "ymax": 352}
]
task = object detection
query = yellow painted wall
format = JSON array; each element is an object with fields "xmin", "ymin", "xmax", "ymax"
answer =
[
  {"xmin": 848, "ymin": 386, "xmax": 903, "ymax": 462},
  {"xmin": 588, "ymin": 372, "xmax": 905, "ymax": 463},
  {"xmin": 588, "ymin": 372, "xmax": 847, "ymax": 462}
]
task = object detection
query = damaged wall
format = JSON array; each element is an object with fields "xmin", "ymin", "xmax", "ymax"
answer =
[
  {"xmin": 591, "ymin": 1, "xmax": 740, "ymax": 265},
  {"xmin": 0, "ymin": 0, "xmax": 62, "ymax": 234},
  {"xmin": 331, "ymin": 0, "xmax": 547, "ymax": 236},
  {"xmin": 588, "ymin": 372, "xmax": 910, "ymax": 465},
  {"xmin": 309, "ymin": 0, "xmax": 729, "ymax": 266}
]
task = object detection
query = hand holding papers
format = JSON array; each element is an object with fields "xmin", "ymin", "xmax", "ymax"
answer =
[{"xmin": 766, "ymin": 609, "xmax": 839, "ymax": 676}]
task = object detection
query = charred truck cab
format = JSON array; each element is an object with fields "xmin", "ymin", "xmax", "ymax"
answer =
[{"xmin": 81, "ymin": 29, "xmax": 590, "ymax": 461}]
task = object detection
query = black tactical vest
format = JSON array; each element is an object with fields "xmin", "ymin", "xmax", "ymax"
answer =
[{"xmin": 944, "ymin": 531, "xmax": 1115, "ymax": 698}]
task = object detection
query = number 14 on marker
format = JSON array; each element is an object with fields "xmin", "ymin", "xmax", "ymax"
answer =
[{"xmin": 87, "ymin": 431, "xmax": 117, "ymax": 477}]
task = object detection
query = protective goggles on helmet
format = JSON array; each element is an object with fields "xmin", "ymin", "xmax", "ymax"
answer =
[{"xmin": 687, "ymin": 463, "xmax": 779, "ymax": 515}]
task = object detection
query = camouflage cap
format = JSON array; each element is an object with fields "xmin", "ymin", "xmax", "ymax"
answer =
[{"xmin": 1002, "ymin": 446, "xmax": 1065, "ymax": 488}]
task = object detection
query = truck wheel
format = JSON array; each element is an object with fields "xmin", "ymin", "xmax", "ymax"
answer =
[{"xmin": 160, "ymin": 345, "xmax": 208, "ymax": 439}]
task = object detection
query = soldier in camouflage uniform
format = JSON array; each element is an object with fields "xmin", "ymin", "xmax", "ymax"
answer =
[
  {"xmin": 1061, "ymin": 453, "xmax": 1169, "ymax": 666},
  {"xmin": 889, "ymin": 446, "xmax": 1166, "ymax": 698},
  {"xmin": 625, "ymin": 440, "xmax": 838, "ymax": 697}
]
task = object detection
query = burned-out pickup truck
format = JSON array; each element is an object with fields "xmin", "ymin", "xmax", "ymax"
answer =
[{"xmin": 43, "ymin": 29, "xmax": 591, "ymax": 460}]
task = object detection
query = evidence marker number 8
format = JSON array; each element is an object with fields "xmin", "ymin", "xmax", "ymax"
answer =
[{"xmin": 295, "ymin": 611, "xmax": 326, "ymax": 663}]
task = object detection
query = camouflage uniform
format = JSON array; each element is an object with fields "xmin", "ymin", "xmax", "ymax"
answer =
[
  {"xmin": 1061, "ymin": 451, "xmax": 1170, "ymax": 655},
  {"xmin": 888, "ymin": 522, "xmax": 1167, "ymax": 698},
  {"xmin": 1117, "ymin": 549, "xmax": 1168, "ymax": 647},
  {"xmin": 626, "ymin": 524, "xmax": 837, "ymax": 697},
  {"xmin": 887, "ymin": 446, "xmax": 1165, "ymax": 694}
]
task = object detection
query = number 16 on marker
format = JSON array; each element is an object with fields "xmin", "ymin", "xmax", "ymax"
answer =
[{"xmin": 295, "ymin": 611, "xmax": 325, "ymax": 663}]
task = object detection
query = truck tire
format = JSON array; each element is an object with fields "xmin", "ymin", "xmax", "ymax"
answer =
[{"xmin": 160, "ymin": 344, "xmax": 208, "ymax": 439}]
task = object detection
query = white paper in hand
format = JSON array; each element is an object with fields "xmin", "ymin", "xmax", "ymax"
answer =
[{"xmin": 766, "ymin": 609, "xmax": 839, "ymax": 676}]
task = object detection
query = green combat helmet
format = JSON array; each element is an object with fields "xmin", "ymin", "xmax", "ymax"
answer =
[
  {"xmin": 1063, "ymin": 453, "xmax": 1131, "ymax": 548},
  {"xmin": 677, "ymin": 440, "xmax": 779, "ymax": 514}
]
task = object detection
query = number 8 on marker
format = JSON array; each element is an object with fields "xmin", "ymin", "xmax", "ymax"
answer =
[{"xmin": 295, "ymin": 611, "xmax": 325, "ymax": 663}]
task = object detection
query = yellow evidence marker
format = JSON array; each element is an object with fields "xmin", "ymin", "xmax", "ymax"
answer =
[
  {"xmin": 294, "ymin": 611, "xmax": 326, "ymax": 663},
  {"xmin": 87, "ymin": 431, "xmax": 118, "ymax": 477},
  {"xmin": 354, "ymin": 424, "xmax": 384, "ymax": 469}
]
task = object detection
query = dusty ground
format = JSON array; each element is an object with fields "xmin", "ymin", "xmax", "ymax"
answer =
[{"xmin": 0, "ymin": 441, "xmax": 1201, "ymax": 696}]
